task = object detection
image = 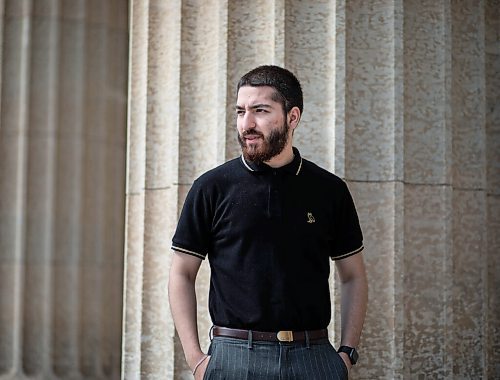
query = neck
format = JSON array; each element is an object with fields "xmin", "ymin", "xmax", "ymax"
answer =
[{"xmin": 265, "ymin": 145, "xmax": 294, "ymax": 168}]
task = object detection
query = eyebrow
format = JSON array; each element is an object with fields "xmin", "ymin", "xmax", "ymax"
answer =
[{"xmin": 235, "ymin": 103, "xmax": 273, "ymax": 110}]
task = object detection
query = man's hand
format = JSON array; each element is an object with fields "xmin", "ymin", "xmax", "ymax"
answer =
[
  {"xmin": 192, "ymin": 354, "xmax": 210, "ymax": 380},
  {"xmin": 338, "ymin": 351, "xmax": 352, "ymax": 372}
]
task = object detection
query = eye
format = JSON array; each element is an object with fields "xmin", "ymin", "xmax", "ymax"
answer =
[
  {"xmin": 236, "ymin": 109, "xmax": 245, "ymax": 116},
  {"xmin": 256, "ymin": 108, "xmax": 267, "ymax": 113}
]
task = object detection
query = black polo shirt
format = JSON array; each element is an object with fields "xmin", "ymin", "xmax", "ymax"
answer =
[{"xmin": 172, "ymin": 148, "xmax": 363, "ymax": 331}]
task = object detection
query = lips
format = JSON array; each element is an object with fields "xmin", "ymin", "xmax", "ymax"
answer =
[
  {"xmin": 242, "ymin": 132, "xmax": 263, "ymax": 141},
  {"xmin": 245, "ymin": 135, "xmax": 261, "ymax": 141}
]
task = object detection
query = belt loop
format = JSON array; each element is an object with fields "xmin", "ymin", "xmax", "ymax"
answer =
[
  {"xmin": 247, "ymin": 330, "xmax": 253, "ymax": 349},
  {"xmin": 305, "ymin": 331, "xmax": 310, "ymax": 349}
]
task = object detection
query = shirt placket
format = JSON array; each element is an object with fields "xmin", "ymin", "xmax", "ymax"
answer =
[{"xmin": 268, "ymin": 169, "xmax": 283, "ymax": 221}]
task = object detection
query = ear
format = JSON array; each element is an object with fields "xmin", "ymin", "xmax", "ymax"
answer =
[{"xmin": 288, "ymin": 106, "xmax": 301, "ymax": 130}]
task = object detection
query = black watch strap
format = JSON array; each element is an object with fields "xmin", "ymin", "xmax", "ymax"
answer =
[{"xmin": 337, "ymin": 346, "xmax": 359, "ymax": 365}]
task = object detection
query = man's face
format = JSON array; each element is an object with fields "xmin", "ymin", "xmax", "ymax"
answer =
[{"xmin": 236, "ymin": 86, "xmax": 290, "ymax": 164}]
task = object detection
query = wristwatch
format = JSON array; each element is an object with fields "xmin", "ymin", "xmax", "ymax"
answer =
[{"xmin": 337, "ymin": 346, "xmax": 359, "ymax": 365}]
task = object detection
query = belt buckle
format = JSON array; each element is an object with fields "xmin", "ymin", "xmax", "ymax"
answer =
[{"xmin": 277, "ymin": 330, "xmax": 294, "ymax": 342}]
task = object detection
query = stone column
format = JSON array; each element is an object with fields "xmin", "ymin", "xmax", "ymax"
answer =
[
  {"xmin": 486, "ymin": 1, "xmax": 500, "ymax": 377},
  {"xmin": 341, "ymin": 1, "xmax": 405, "ymax": 378},
  {"xmin": 402, "ymin": 1, "xmax": 453, "ymax": 378},
  {"xmin": 450, "ymin": 2, "xmax": 484, "ymax": 377},
  {"xmin": 122, "ymin": 0, "xmax": 181, "ymax": 378},
  {"xmin": 121, "ymin": 1, "xmax": 148, "ymax": 378},
  {"xmin": 176, "ymin": 0, "xmax": 229, "ymax": 376},
  {"xmin": 23, "ymin": 0, "xmax": 59, "ymax": 375},
  {"xmin": 0, "ymin": 0, "xmax": 128, "ymax": 378}
]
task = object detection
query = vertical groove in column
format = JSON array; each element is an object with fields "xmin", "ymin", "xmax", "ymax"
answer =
[
  {"xmin": 0, "ymin": 0, "xmax": 31, "ymax": 375},
  {"xmin": 140, "ymin": 0, "xmax": 180, "ymax": 378},
  {"xmin": 226, "ymin": 0, "xmax": 277, "ymax": 160},
  {"xmin": 0, "ymin": 0, "xmax": 4, "ymax": 117},
  {"xmin": 102, "ymin": 1, "xmax": 128, "ymax": 377},
  {"xmin": 393, "ymin": 1, "xmax": 404, "ymax": 181},
  {"xmin": 450, "ymin": 2, "xmax": 487, "ymax": 378},
  {"xmin": 485, "ymin": 0, "xmax": 500, "ymax": 377},
  {"xmin": 22, "ymin": 0, "xmax": 58, "ymax": 376},
  {"xmin": 485, "ymin": 0, "xmax": 500, "ymax": 196},
  {"xmin": 122, "ymin": 0, "xmax": 148, "ymax": 378},
  {"xmin": 52, "ymin": 0, "xmax": 86, "ymax": 376},
  {"xmin": 101, "ymin": 1, "xmax": 127, "ymax": 378},
  {"xmin": 442, "ymin": 4, "xmax": 455, "ymax": 378},
  {"xmin": 79, "ymin": 0, "xmax": 106, "ymax": 377},
  {"xmin": 451, "ymin": 3, "xmax": 487, "ymax": 189},
  {"xmin": 284, "ymin": 0, "xmax": 336, "ymax": 170}
]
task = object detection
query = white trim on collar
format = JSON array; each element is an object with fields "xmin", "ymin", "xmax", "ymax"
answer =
[
  {"xmin": 295, "ymin": 157, "xmax": 303, "ymax": 176},
  {"xmin": 241, "ymin": 154, "xmax": 303, "ymax": 175},
  {"xmin": 241, "ymin": 155, "xmax": 254, "ymax": 171}
]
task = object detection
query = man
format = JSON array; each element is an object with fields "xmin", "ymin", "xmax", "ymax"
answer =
[{"xmin": 169, "ymin": 65, "xmax": 368, "ymax": 380}]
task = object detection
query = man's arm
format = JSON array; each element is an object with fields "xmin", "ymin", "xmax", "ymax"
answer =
[
  {"xmin": 335, "ymin": 253, "xmax": 368, "ymax": 369},
  {"xmin": 168, "ymin": 251, "xmax": 208, "ymax": 375}
]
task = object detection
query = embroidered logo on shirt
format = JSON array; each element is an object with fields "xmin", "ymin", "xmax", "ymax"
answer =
[{"xmin": 307, "ymin": 212, "xmax": 315, "ymax": 224}]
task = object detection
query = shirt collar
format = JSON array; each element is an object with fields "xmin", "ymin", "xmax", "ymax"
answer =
[{"xmin": 240, "ymin": 147, "xmax": 303, "ymax": 176}]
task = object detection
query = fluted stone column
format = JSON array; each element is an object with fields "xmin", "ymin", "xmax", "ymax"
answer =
[
  {"xmin": 402, "ymin": 1, "xmax": 453, "ymax": 377},
  {"xmin": 342, "ymin": 1, "xmax": 406, "ymax": 378},
  {"xmin": 23, "ymin": 0, "xmax": 59, "ymax": 374},
  {"xmin": 122, "ymin": 0, "xmax": 181, "ymax": 378},
  {"xmin": 450, "ymin": 3, "xmax": 488, "ymax": 378},
  {"xmin": 121, "ymin": 1, "xmax": 148, "ymax": 378},
  {"xmin": 123, "ymin": 1, "xmax": 499, "ymax": 379},
  {"xmin": 178, "ymin": 0, "xmax": 229, "ymax": 376},
  {"xmin": 0, "ymin": 1, "xmax": 128, "ymax": 379}
]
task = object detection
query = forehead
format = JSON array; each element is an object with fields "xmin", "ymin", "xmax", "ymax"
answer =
[{"xmin": 236, "ymin": 86, "xmax": 279, "ymax": 106}]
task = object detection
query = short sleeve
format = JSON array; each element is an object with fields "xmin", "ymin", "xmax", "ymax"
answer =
[
  {"xmin": 330, "ymin": 181, "xmax": 364, "ymax": 260},
  {"xmin": 171, "ymin": 179, "xmax": 213, "ymax": 260}
]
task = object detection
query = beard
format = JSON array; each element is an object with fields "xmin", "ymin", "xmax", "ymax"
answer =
[{"xmin": 238, "ymin": 121, "xmax": 290, "ymax": 165}]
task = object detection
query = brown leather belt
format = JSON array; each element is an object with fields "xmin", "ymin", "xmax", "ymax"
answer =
[{"xmin": 212, "ymin": 326, "xmax": 328, "ymax": 343}]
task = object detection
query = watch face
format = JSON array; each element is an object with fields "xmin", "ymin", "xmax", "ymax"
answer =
[
  {"xmin": 350, "ymin": 348, "xmax": 359, "ymax": 364},
  {"xmin": 339, "ymin": 346, "xmax": 358, "ymax": 365}
]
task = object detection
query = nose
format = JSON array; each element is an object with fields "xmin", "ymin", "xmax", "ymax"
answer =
[{"xmin": 240, "ymin": 112, "xmax": 256, "ymax": 132}]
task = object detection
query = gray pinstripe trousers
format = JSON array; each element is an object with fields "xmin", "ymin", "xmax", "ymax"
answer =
[{"xmin": 203, "ymin": 337, "xmax": 348, "ymax": 380}]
